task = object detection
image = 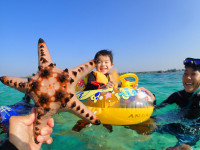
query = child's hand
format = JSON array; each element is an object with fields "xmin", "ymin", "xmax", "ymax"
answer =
[
  {"xmin": 100, "ymin": 81, "xmax": 115, "ymax": 89},
  {"xmin": 106, "ymin": 81, "xmax": 115, "ymax": 88},
  {"xmin": 131, "ymin": 84, "xmax": 138, "ymax": 89}
]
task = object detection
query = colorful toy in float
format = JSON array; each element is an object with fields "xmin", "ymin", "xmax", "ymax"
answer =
[
  {"xmin": 76, "ymin": 73, "xmax": 154, "ymax": 125},
  {"xmin": 119, "ymin": 73, "xmax": 138, "ymax": 88}
]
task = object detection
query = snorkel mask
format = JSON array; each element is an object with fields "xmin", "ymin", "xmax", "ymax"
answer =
[{"xmin": 184, "ymin": 58, "xmax": 200, "ymax": 71}]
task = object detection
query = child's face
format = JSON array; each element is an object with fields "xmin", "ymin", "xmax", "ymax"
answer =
[
  {"xmin": 182, "ymin": 67, "xmax": 200, "ymax": 93},
  {"xmin": 96, "ymin": 55, "xmax": 113, "ymax": 74}
]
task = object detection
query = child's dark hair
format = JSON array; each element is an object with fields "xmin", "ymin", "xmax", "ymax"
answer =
[{"xmin": 94, "ymin": 50, "xmax": 113, "ymax": 64}]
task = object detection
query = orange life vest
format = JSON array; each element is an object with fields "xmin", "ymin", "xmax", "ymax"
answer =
[{"xmin": 84, "ymin": 71, "xmax": 112, "ymax": 85}]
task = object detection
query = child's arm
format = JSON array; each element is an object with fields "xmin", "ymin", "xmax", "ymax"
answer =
[
  {"xmin": 131, "ymin": 84, "xmax": 138, "ymax": 89},
  {"xmin": 84, "ymin": 73, "xmax": 105, "ymax": 90},
  {"xmin": 100, "ymin": 81, "xmax": 115, "ymax": 89}
]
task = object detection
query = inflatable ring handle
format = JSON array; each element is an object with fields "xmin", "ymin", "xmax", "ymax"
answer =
[{"xmin": 118, "ymin": 73, "xmax": 139, "ymax": 88}]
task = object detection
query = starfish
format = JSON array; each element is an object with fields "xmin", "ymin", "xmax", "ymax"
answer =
[{"xmin": 0, "ymin": 38, "xmax": 101, "ymax": 143}]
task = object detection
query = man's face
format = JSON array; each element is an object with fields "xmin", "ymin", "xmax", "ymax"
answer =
[{"xmin": 182, "ymin": 67, "xmax": 200, "ymax": 93}]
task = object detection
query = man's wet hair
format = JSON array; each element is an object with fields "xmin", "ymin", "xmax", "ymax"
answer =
[
  {"xmin": 94, "ymin": 50, "xmax": 113, "ymax": 64},
  {"xmin": 185, "ymin": 66, "xmax": 200, "ymax": 72}
]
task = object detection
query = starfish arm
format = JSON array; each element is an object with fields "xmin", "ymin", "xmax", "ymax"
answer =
[
  {"xmin": 33, "ymin": 97, "xmax": 100, "ymax": 144},
  {"xmin": 0, "ymin": 76, "xmax": 28, "ymax": 93},
  {"xmin": 68, "ymin": 59, "xmax": 96, "ymax": 84},
  {"xmin": 67, "ymin": 96, "xmax": 100, "ymax": 124},
  {"xmin": 33, "ymin": 106, "xmax": 56, "ymax": 144},
  {"xmin": 38, "ymin": 38, "xmax": 54, "ymax": 67},
  {"xmin": 65, "ymin": 60, "xmax": 99, "ymax": 124}
]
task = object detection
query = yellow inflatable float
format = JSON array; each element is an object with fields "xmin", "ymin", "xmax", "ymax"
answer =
[{"xmin": 76, "ymin": 73, "xmax": 154, "ymax": 125}]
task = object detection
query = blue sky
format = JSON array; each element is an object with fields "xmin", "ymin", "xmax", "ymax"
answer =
[{"xmin": 1, "ymin": 0, "xmax": 200, "ymax": 77}]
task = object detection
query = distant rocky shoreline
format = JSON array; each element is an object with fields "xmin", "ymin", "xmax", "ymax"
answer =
[
  {"xmin": 119, "ymin": 69, "xmax": 184, "ymax": 75},
  {"xmin": 23, "ymin": 69, "xmax": 184, "ymax": 78}
]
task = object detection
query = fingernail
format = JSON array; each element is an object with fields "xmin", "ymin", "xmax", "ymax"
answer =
[{"xmin": 47, "ymin": 138, "xmax": 52, "ymax": 144}]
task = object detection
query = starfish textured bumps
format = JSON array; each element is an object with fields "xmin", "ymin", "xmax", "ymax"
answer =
[{"xmin": 0, "ymin": 38, "xmax": 101, "ymax": 143}]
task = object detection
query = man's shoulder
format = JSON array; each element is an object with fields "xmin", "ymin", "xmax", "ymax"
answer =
[{"xmin": 168, "ymin": 90, "xmax": 185, "ymax": 99}]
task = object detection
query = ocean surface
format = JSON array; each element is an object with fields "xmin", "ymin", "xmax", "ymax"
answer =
[{"xmin": 1, "ymin": 72, "xmax": 200, "ymax": 150}]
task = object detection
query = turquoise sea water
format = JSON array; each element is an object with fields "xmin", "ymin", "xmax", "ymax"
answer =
[{"xmin": 1, "ymin": 72, "xmax": 200, "ymax": 150}]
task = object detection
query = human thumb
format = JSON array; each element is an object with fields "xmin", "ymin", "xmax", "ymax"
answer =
[{"xmin": 22, "ymin": 108, "xmax": 36, "ymax": 126}]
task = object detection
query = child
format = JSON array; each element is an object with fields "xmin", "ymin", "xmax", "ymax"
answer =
[
  {"xmin": 84, "ymin": 49, "xmax": 115, "ymax": 91},
  {"xmin": 72, "ymin": 50, "xmax": 155, "ymax": 132},
  {"xmin": 73, "ymin": 50, "xmax": 115, "ymax": 132}
]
